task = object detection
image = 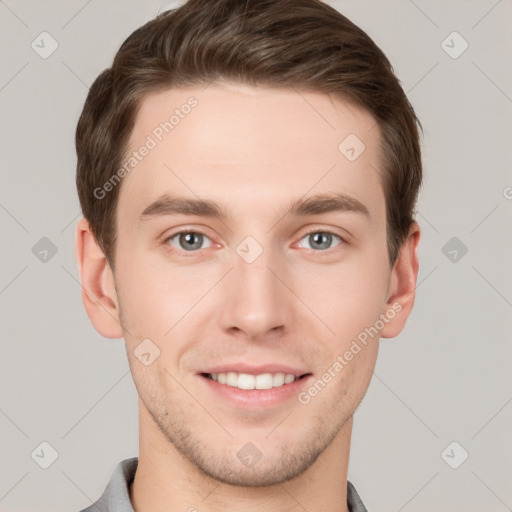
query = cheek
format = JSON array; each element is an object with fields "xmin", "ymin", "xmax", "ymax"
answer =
[
  {"xmin": 114, "ymin": 247, "xmax": 217, "ymax": 341},
  {"xmin": 114, "ymin": 250, "xmax": 173, "ymax": 338},
  {"xmin": 293, "ymin": 249, "xmax": 390, "ymax": 342}
]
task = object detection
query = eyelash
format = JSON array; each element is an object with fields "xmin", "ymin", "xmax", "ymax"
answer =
[{"xmin": 163, "ymin": 228, "xmax": 347, "ymax": 257}]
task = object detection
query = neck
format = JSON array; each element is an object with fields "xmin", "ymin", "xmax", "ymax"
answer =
[{"xmin": 130, "ymin": 400, "xmax": 353, "ymax": 512}]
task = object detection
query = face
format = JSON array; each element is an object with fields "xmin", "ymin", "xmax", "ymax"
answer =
[{"xmin": 105, "ymin": 82, "xmax": 399, "ymax": 486}]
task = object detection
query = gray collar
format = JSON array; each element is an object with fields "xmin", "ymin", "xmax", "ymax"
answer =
[{"xmin": 79, "ymin": 457, "xmax": 368, "ymax": 512}]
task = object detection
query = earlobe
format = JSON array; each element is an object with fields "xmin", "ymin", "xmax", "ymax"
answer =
[
  {"xmin": 380, "ymin": 221, "xmax": 421, "ymax": 339},
  {"xmin": 75, "ymin": 217, "xmax": 124, "ymax": 339}
]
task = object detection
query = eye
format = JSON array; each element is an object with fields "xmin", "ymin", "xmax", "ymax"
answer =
[
  {"xmin": 165, "ymin": 231, "xmax": 213, "ymax": 252},
  {"xmin": 297, "ymin": 230, "xmax": 343, "ymax": 251}
]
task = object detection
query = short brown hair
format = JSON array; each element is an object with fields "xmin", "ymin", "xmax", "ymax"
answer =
[{"xmin": 76, "ymin": 0, "xmax": 422, "ymax": 269}]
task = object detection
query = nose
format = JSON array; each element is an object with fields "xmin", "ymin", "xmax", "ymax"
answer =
[{"xmin": 218, "ymin": 242, "xmax": 293, "ymax": 341}]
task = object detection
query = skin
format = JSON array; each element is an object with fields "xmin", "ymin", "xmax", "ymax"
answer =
[{"xmin": 75, "ymin": 82, "xmax": 420, "ymax": 512}]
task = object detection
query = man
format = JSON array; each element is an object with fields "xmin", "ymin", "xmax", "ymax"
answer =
[{"xmin": 75, "ymin": 0, "xmax": 422, "ymax": 510}]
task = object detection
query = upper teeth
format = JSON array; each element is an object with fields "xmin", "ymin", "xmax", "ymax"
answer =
[{"xmin": 210, "ymin": 372, "xmax": 297, "ymax": 390}]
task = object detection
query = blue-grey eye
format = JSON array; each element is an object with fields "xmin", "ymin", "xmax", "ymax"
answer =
[
  {"xmin": 168, "ymin": 231, "xmax": 212, "ymax": 251},
  {"xmin": 299, "ymin": 231, "xmax": 341, "ymax": 251}
]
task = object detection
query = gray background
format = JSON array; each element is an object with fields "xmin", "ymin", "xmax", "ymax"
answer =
[{"xmin": 1, "ymin": 0, "xmax": 511, "ymax": 511}]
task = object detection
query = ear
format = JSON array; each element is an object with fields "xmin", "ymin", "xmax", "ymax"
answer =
[
  {"xmin": 74, "ymin": 217, "xmax": 124, "ymax": 339},
  {"xmin": 380, "ymin": 221, "xmax": 421, "ymax": 338}
]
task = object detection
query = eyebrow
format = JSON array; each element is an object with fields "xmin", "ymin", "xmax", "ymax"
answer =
[{"xmin": 139, "ymin": 192, "xmax": 370, "ymax": 222}]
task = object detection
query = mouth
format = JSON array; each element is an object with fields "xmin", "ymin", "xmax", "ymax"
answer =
[
  {"xmin": 200, "ymin": 371, "xmax": 312, "ymax": 390},
  {"xmin": 197, "ymin": 363, "xmax": 313, "ymax": 408}
]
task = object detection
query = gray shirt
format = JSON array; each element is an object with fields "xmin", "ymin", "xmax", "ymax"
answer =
[{"xmin": 79, "ymin": 457, "xmax": 368, "ymax": 512}]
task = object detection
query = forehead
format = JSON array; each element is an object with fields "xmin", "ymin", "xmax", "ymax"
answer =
[{"xmin": 118, "ymin": 82, "xmax": 385, "ymax": 226}]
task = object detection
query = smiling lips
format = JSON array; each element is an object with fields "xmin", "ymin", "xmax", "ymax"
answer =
[
  {"xmin": 205, "ymin": 371, "xmax": 304, "ymax": 390},
  {"xmin": 199, "ymin": 364, "xmax": 311, "ymax": 391},
  {"xmin": 199, "ymin": 365, "xmax": 313, "ymax": 408}
]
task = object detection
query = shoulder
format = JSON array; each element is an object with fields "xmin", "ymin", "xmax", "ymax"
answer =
[{"xmin": 77, "ymin": 457, "xmax": 138, "ymax": 512}]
